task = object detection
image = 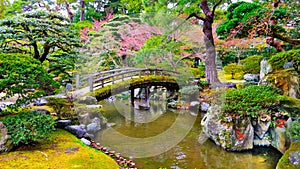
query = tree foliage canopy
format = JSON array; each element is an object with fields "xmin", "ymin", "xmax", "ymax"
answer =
[
  {"xmin": 0, "ymin": 11, "xmax": 81, "ymax": 63},
  {"xmin": 0, "ymin": 53, "xmax": 59, "ymax": 109}
]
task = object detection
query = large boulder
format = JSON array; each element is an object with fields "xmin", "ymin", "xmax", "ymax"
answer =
[
  {"xmin": 65, "ymin": 125, "xmax": 86, "ymax": 138},
  {"xmin": 261, "ymin": 70, "xmax": 299, "ymax": 98},
  {"xmin": 260, "ymin": 58, "xmax": 273, "ymax": 80},
  {"xmin": 201, "ymin": 105, "xmax": 254, "ymax": 151},
  {"xmin": 78, "ymin": 96, "xmax": 98, "ymax": 105},
  {"xmin": 270, "ymin": 127, "xmax": 290, "ymax": 154},
  {"xmin": 244, "ymin": 74, "xmax": 259, "ymax": 82},
  {"xmin": 0, "ymin": 122, "xmax": 13, "ymax": 153}
]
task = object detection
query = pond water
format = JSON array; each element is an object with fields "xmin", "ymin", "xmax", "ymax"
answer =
[{"xmin": 95, "ymin": 100, "xmax": 282, "ymax": 169}]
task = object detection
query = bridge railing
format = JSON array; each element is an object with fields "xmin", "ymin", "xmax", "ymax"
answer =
[{"xmin": 75, "ymin": 68, "xmax": 178, "ymax": 92}]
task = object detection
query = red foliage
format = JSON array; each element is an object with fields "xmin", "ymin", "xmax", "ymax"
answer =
[
  {"xmin": 79, "ymin": 10, "xmax": 114, "ymax": 41},
  {"xmin": 118, "ymin": 21, "xmax": 162, "ymax": 56}
]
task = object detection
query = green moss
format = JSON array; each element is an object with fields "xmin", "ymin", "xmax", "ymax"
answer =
[
  {"xmin": 0, "ymin": 129, "xmax": 119, "ymax": 169},
  {"xmin": 277, "ymin": 142, "xmax": 300, "ymax": 169}
]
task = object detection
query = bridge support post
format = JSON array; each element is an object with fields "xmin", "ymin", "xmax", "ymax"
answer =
[
  {"xmin": 75, "ymin": 74, "xmax": 80, "ymax": 90},
  {"xmin": 88, "ymin": 76, "xmax": 93, "ymax": 92},
  {"xmin": 145, "ymin": 86, "xmax": 150, "ymax": 107},
  {"xmin": 130, "ymin": 88, "xmax": 134, "ymax": 107}
]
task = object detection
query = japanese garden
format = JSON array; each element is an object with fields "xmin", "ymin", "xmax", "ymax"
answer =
[{"xmin": 0, "ymin": 0, "xmax": 299, "ymax": 169}]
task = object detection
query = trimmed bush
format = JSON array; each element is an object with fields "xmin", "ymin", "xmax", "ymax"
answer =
[
  {"xmin": 240, "ymin": 55, "xmax": 263, "ymax": 74},
  {"xmin": 222, "ymin": 85, "xmax": 284, "ymax": 118},
  {"xmin": 3, "ymin": 112, "xmax": 55, "ymax": 145},
  {"xmin": 269, "ymin": 49, "xmax": 300, "ymax": 73},
  {"xmin": 223, "ymin": 63, "xmax": 244, "ymax": 79}
]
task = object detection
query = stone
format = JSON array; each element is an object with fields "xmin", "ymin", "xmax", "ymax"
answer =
[
  {"xmin": 260, "ymin": 58, "xmax": 273, "ymax": 81},
  {"xmin": 65, "ymin": 83, "xmax": 73, "ymax": 93},
  {"xmin": 200, "ymin": 102, "xmax": 210, "ymax": 112},
  {"xmin": 283, "ymin": 61, "xmax": 294, "ymax": 69},
  {"xmin": 65, "ymin": 125, "xmax": 86, "ymax": 138},
  {"xmin": 253, "ymin": 119, "xmax": 271, "ymax": 139},
  {"xmin": 83, "ymin": 133, "xmax": 95, "ymax": 140},
  {"xmin": 261, "ymin": 71, "xmax": 299, "ymax": 98},
  {"xmin": 201, "ymin": 106, "xmax": 254, "ymax": 151},
  {"xmin": 78, "ymin": 96, "xmax": 98, "ymax": 105},
  {"xmin": 81, "ymin": 138, "xmax": 91, "ymax": 146},
  {"xmin": 86, "ymin": 122, "xmax": 101, "ymax": 133},
  {"xmin": 86, "ymin": 105, "xmax": 102, "ymax": 109},
  {"xmin": 231, "ymin": 117, "xmax": 254, "ymax": 151},
  {"xmin": 270, "ymin": 127, "xmax": 289, "ymax": 153},
  {"xmin": 289, "ymin": 151, "xmax": 300, "ymax": 165},
  {"xmin": 56, "ymin": 119, "xmax": 72, "ymax": 128},
  {"xmin": 0, "ymin": 122, "xmax": 13, "ymax": 153},
  {"xmin": 244, "ymin": 74, "xmax": 259, "ymax": 82},
  {"xmin": 31, "ymin": 108, "xmax": 50, "ymax": 115}
]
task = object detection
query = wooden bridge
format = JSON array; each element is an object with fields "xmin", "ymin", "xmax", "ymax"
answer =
[{"xmin": 74, "ymin": 68, "xmax": 179, "ymax": 97}]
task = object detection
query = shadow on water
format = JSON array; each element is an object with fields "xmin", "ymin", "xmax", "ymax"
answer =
[{"xmin": 96, "ymin": 100, "xmax": 282, "ymax": 169}]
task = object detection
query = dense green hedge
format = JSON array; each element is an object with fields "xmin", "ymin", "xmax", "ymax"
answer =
[
  {"xmin": 269, "ymin": 49, "xmax": 300, "ymax": 73},
  {"xmin": 0, "ymin": 53, "xmax": 59, "ymax": 111},
  {"xmin": 3, "ymin": 111, "xmax": 55, "ymax": 145},
  {"xmin": 222, "ymin": 85, "xmax": 284, "ymax": 118}
]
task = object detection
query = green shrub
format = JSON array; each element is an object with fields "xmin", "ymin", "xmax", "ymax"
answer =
[
  {"xmin": 0, "ymin": 53, "xmax": 59, "ymax": 111},
  {"xmin": 179, "ymin": 85, "xmax": 199, "ymax": 101},
  {"xmin": 222, "ymin": 85, "xmax": 284, "ymax": 118},
  {"xmin": 71, "ymin": 20, "xmax": 93, "ymax": 30},
  {"xmin": 269, "ymin": 49, "xmax": 300, "ymax": 73},
  {"xmin": 3, "ymin": 111, "xmax": 55, "ymax": 145},
  {"xmin": 286, "ymin": 118, "xmax": 300, "ymax": 140},
  {"xmin": 240, "ymin": 55, "xmax": 263, "ymax": 74},
  {"xmin": 223, "ymin": 63, "xmax": 244, "ymax": 79},
  {"xmin": 46, "ymin": 97, "xmax": 74, "ymax": 120}
]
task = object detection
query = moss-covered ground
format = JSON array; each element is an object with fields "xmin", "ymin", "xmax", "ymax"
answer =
[{"xmin": 0, "ymin": 129, "xmax": 119, "ymax": 169}]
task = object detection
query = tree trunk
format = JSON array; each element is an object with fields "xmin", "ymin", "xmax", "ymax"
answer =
[
  {"xmin": 65, "ymin": 2, "xmax": 74, "ymax": 22},
  {"xmin": 200, "ymin": 0, "xmax": 221, "ymax": 84},
  {"xmin": 80, "ymin": 0, "xmax": 85, "ymax": 21}
]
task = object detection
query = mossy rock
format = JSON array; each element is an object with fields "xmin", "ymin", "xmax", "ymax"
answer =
[{"xmin": 277, "ymin": 142, "xmax": 300, "ymax": 169}]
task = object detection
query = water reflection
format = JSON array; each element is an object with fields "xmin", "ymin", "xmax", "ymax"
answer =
[{"xmin": 95, "ymin": 100, "xmax": 281, "ymax": 169}]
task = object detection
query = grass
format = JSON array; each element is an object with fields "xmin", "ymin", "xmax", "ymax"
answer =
[{"xmin": 0, "ymin": 129, "xmax": 119, "ymax": 169}]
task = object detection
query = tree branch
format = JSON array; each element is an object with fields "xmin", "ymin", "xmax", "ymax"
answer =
[
  {"xmin": 270, "ymin": 32, "xmax": 300, "ymax": 45},
  {"xmin": 212, "ymin": 0, "xmax": 223, "ymax": 15},
  {"xmin": 186, "ymin": 13, "xmax": 205, "ymax": 21}
]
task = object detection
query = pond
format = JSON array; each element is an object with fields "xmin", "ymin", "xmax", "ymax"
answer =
[{"xmin": 95, "ymin": 100, "xmax": 282, "ymax": 169}]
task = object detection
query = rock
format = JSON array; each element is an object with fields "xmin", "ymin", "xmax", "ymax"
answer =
[
  {"xmin": 83, "ymin": 133, "xmax": 95, "ymax": 140},
  {"xmin": 244, "ymin": 74, "xmax": 259, "ymax": 82},
  {"xmin": 86, "ymin": 122, "xmax": 101, "ymax": 133},
  {"xmin": 260, "ymin": 58, "xmax": 273, "ymax": 81},
  {"xmin": 86, "ymin": 105, "xmax": 102, "ymax": 109},
  {"xmin": 56, "ymin": 119, "xmax": 72, "ymax": 128},
  {"xmin": 253, "ymin": 119, "xmax": 271, "ymax": 139},
  {"xmin": 65, "ymin": 83, "xmax": 73, "ymax": 93},
  {"xmin": 65, "ymin": 125, "xmax": 86, "ymax": 138},
  {"xmin": 289, "ymin": 151, "xmax": 300, "ymax": 165},
  {"xmin": 283, "ymin": 61, "xmax": 294, "ymax": 69},
  {"xmin": 261, "ymin": 71, "xmax": 299, "ymax": 98},
  {"xmin": 231, "ymin": 117, "xmax": 254, "ymax": 151},
  {"xmin": 31, "ymin": 108, "xmax": 50, "ymax": 115},
  {"xmin": 81, "ymin": 138, "xmax": 91, "ymax": 146},
  {"xmin": 201, "ymin": 106, "xmax": 253, "ymax": 151},
  {"xmin": 270, "ymin": 127, "xmax": 289, "ymax": 153},
  {"xmin": 0, "ymin": 122, "xmax": 13, "ymax": 153},
  {"xmin": 78, "ymin": 96, "xmax": 98, "ymax": 105},
  {"xmin": 107, "ymin": 123, "xmax": 116, "ymax": 127},
  {"xmin": 200, "ymin": 102, "xmax": 210, "ymax": 112}
]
